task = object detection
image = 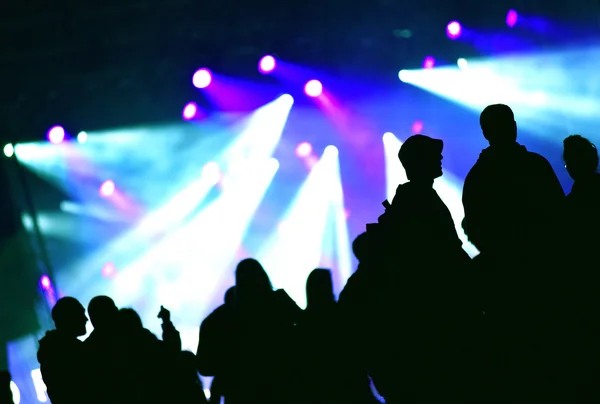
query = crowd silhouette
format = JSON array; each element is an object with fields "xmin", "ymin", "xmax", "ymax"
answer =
[{"xmin": 7, "ymin": 104, "xmax": 598, "ymax": 404}]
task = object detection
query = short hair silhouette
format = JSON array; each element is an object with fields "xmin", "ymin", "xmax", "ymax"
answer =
[
  {"xmin": 563, "ymin": 135, "xmax": 599, "ymax": 179},
  {"xmin": 88, "ymin": 295, "xmax": 118, "ymax": 330},
  {"xmin": 398, "ymin": 134, "xmax": 443, "ymax": 180},
  {"xmin": 352, "ymin": 232, "xmax": 369, "ymax": 262},
  {"xmin": 235, "ymin": 258, "xmax": 272, "ymax": 295},
  {"xmin": 224, "ymin": 286, "xmax": 236, "ymax": 305},
  {"xmin": 51, "ymin": 297, "xmax": 87, "ymax": 335},
  {"xmin": 119, "ymin": 308, "xmax": 144, "ymax": 331},
  {"xmin": 480, "ymin": 104, "xmax": 517, "ymax": 145},
  {"xmin": 306, "ymin": 269, "xmax": 335, "ymax": 309}
]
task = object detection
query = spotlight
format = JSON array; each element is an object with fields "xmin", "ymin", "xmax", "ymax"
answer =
[
  {"xmin": 304, "ymin": 80, "xmax": 323, "ymax": 97},
  {"xmin": 446, "ymin": 21, "xmax": 462, "ymax": 40},
  {"xmin": 192, "ymin": 68, "xmax": 212, "ymax": 89},
  {"xmin": 324, "ymin": 145, "xmax": 338, "ymax": 157},
  {"xmin": 99, "ymin": 180, "xmax": 115, "ymax": 197},
  {"xmin": 182, "ymin": 102, "xmax": 198, "ymax": 120},
  {"xmin": 101, "ymin": 263, "xmax": 117, "ymax": 278},
  {"xmin": 423, "ymin": 56, "xmax": 435, "ymax": 69},
  {"xmin": 258, "ymin": 55, "xmax": 276, "ymax": 74},
  {"xmin": 40, "ymin": 275, "xmax": 51, "ymax": 290},
  {"xmin": 47, "ymin": 126, "xmax": 65, "ymax": 144},
  {"xmin": 506, "ymin": 9, "xmax": 518, "ymax": 28},
  {"xmin": 3, "ymin": 143, "xmax": 14, "ymax": 157},
  {"xmin": 295, "ymin": 142, "xmax": 313, "ymax": 158},
  {"xmin": 411, "ymin": 120, "xmax": 424, "ymax": 134},
  {"xmin": 398, "ymin": 70, "xmax": 409, "ymax": 82},
  {"xmin": 457, "ymin": 58, "xmax": 468, "ymax": 70},
  {"xmin": 202, "ymin": 161, "xmax": 221, "ymax": 184},
  {"xmin": 77, "ymin": 131, "xmax": 88, "ymax": 144}
]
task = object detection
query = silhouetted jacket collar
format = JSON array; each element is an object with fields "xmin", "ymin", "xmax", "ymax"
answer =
[{"xmin": 478, "ymin": 142, "xmax": 528, "ymax": 161}]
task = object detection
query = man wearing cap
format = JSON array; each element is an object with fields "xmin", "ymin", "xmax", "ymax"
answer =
[{"xmin": 367, "ymin": 134, "xmax": 472, "ymax": 404}]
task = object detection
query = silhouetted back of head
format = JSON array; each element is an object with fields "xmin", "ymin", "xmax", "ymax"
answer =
[
  {"xmin": 480, "ymin": 104, "xmax": 517, "ymax": 146},
  {"xmin": 398, "ymin": 134, "xmax": 444, "ymax": 181},
  {"xmin": 235, "ymin": 258, "xmax": 272, "ymax": 304},
  {"xmin": 352, "ymin": 232, "xmax": 369, "ymax": 263},
  {"xmin": 563, "ymin": 135, "xmax": 599, "ymax": 181},
  {"xmin": 224, "ymin": 286, "xmax": 236, "ymax": 305},
  {"xmin": 88, "ymin": 295, "xmax": 118, "ymax": 331},
  {"xmin": 306, "ymin": 269, "xmax": 335, "ymax": 311},
  {"xmin": 118, "ymin": 308, "xmax": 144, "ymax": 333},
  {"xmin": 52, "ymin": 297, "xmax": 88, "ymax": 337},
  {"xmin": 0, "ymin": 371, "xmax": 12, "ymax": 404}
]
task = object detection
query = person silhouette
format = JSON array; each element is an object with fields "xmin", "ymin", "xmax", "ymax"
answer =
[
  {"xmin": 37, "ymin": 297, "xmax": 88, "ymax": 404},
  {"xmin": 560, "ymin": 135, "xmax": 600, "ymax": 402},
  {"xmin": 361, "ymin": 134, "xmax": 473, "ymax": 404},
  {"xmin": 0, "ymin": 370, "xmax": 14, "ymax": 404},
  {"xmin": 462, "ymin": 104, "xmax": 565, "ymax": 258},
  {"xmin": 461, "ymin": 104, "xmax": 566, "ymax": 403},
  {"xmin": 84, "ymin": 296, "xmax": 121, "ymax": 404}
]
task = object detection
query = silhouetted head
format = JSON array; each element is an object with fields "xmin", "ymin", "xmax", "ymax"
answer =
[
  {"xmin": 563, "ymin": 135, "xmax": 599, "ymax": 181},
  {"xmin": 399, "ymin": 134, "xmax": 443, "ymax": 182},
  {"xmin": 352, "ymin": 232, "xmax": 369, "ymax": 263},
  {"xmin": 480, "ymin": 104, "xmax": 517, "ymax": 146},
  {"xmin": 88, "ymin": 296, "xmax": 118, "ymax": 331},
  {"xmin": 51, "ymin": 297, "xmax": 88, "ymax": 337},
  {"xmin": 235, "ymin": 258, "xmax": 273, "ymax": 304},
  {"xmin": 118, "ymin": 308, "xmax": 144, "ymax": 333},
  {"xmin": 306, "ymin": 269, "xmax": 335, "ymax": 310},
  {"xmin": 0, "ymin": 371, "xmax": 11, "ymax": 403},
  {"xmin": 224, "ymin": 286, "xmax": 236, "ymax": 305}
]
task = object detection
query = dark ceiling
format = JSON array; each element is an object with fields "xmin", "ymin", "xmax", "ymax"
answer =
[{"xmin": 1, "ymin": 0, "xmax": 599, "ymax": 143}]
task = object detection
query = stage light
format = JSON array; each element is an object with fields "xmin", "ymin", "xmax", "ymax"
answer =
[
  {"xmin": 77, "ymin": 131, "xmax": 88, "ymax": 144},
  {"xmin": 411, "ymin": 120, "xmax": 424, "ymax": 134},
  {"xmin": 40, "ymin": 275, "xmax": 51, "ymax": 290},
  {"xmin": 47, "ymin": 126, "xmax": 65, "ymax": 144},
  {"xmin": 258, "ymin": 55, "xmax": 276, "ymax": 74},
  {"xmin": 304, "ymin": 80, "xmax": 323, "ymax": 97},
  {"xmin": 446, "ymin": 21, "xmax": 462, "ymax": 39},
  {"xmin": 101, "ymin": 263, "xmax": 117, "ymax": 278},
  {"xmin": 182, "ymin": 102, "xmax": 198, "ymax": 120},
  {"xmin": 295, "ymin": 142, "xmax": 312, "ymax": 157},
  {"xmin": 398, "ymin": 70, "xmax": 409, "ymax": 82},
  {"xmin": 192, "ymin": 68, "xmax": 212, "ymax": 89},
  {"xmin": 423, "ymin": 56, "xmax": 435, "ymax": 69},
  {"xmin": 99, "ymin": 180, "xmax": 115, "ymax": 197},
  {"xmin": 324, "ymin": 145, "xmax": 338, "ymax": 157},
  {"xmin": 457, "ymin": 58, "xmax": 468, "ymax": 70},
  {"xmin": 506, "ymin": 9, "xmax": 518, "ymax": 28},
  {"xmin": 202, "ymin": 161, "xmax": 221, "ymax": 184},
  {"xmin": 3, "ymin": 143, "xmax": 14, "ymax": 157}
]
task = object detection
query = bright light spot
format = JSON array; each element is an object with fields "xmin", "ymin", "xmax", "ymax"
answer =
[
  {"xmin": 506, "ymin": 9, "xmax": 518, "ymax": 28},
  {"xmin": 295, "ymin": 142, "xmax": 313, "ymax": 158},
  {"xmin": 344, "ymin": 208, "xmax": 351, "ymax": 219},
  {"xmin": 446, "ymin": 21, "xmax": 462, "ymax": 39},
  {"xmin": 398, "ymin": 70, "xmax": 409, "ymax": 82},
  {"xmin": 40, "ymin": 275, "xmax": 51, "ymax": 290},
  {"xmin": 182, "ymin": 102, "xmax": 198, "ymax": 120},
  {"xmin": 99, "ymin": 180, "xmax": 115, "ymax": 197},
  {"xmin": 77, "ymin": 131, "xmax": 88, "ymax": 144},
  {"xmin": 101, "ymin": 262, "xmax": 117, "ymax": 278},
  {"xmin": 47, "ymin": 126, "xmax": 65, "ymax": 144},
  {"xmin": 324, "ymin": 145, "xmax": 338, "ymax": 157},
  {"xmin": 204, "ymin": 389, "xmax": 211, "ymax": 400},
  {"xmin": 258, "ymin": 55, "xmax": 276, "ymax": 74},
  {"xmin": 192, "ymin": 68, "xmax": 212, "ymax": 89},
  {"xmin": 31, "ymin": 369, "xmax": 48, "ymax": 402},
  {"xmin": 279, "ymin": 93, "xmax": 294, "ymax": 105},
  {"xmin": 457, "ymin": 58, "xmax": 468, "ymax": 70},
  {"xmin": 423, "ymin": 56, "xmax": 435, "ymax": 69},
  {"xmin": 202, "ymin": 161, "xmax": 221, "ymax": 184},
  {"xmin": 10, "ymin": 381, "xmax": 21, "ymax": 404},
  {"xmin": 3, "ymin": 143, "xmax": 14, "ymax": 157},
  {"xmin": 278, "ymin": 220, "xmax": 289, "ymax": 233},
  {"xmin": 304, "ymin": 80, "xmax": 323, "ymax": 97},
  {"xmin": 383, "ymin": 132, "xmax": 395, "ymax": 141},
  {"xmin": 411, "ymin": 120, "xmax": 424, "ymax": 134}
]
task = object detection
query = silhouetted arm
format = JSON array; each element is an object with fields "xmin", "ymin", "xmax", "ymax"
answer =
[{"xmin": 461, "ymin": 167, "xmax": 486, "ymax": 250}]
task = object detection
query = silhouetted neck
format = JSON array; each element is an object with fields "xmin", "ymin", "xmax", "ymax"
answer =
[
  {"xmin": 408, "ymin": 179, "xmax": 434, "ymax": 188},
  {"xmin": 488, "ymin": 141, "xmax": 521, "ymax": 151}
]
